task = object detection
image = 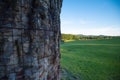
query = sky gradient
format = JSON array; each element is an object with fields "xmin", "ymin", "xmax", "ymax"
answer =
[{"xmin": 61, "ymin": 0, "xmax": 120, "ymax": 36}]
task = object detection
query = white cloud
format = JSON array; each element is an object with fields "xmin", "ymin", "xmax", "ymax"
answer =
[
  {"xmin": 81, "ymin": 27, "xmax": 120, "ymax": 36},
  {"xmin": 61, "ymin": 25, "xmax": 120, "ymax": 36},
  {"xmin": 61, "ymin": 19, "xmax": 120, "ymax": 36}
]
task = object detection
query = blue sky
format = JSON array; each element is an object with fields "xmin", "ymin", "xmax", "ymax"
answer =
[{"xmin": 61, "ymin": 0, "xmax": 120, "ymax": 36}]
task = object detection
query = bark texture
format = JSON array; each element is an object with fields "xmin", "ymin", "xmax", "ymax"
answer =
[{"xmin": 0, "ymin": 0, "xmax": 62, "ymax": 80}]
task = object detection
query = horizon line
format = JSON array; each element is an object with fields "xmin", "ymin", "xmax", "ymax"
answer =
[{"xmin": 61, "ymin": 33, "xmax": 120, "ymax": 36}]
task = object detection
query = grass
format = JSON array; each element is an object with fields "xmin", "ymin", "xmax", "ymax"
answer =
[{"xmin": 60, "ymin": 38, "xmax": 120, "ymax": 80}]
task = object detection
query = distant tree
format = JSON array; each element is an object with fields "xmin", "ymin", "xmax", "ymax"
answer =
[{"xmin": 61, "ymin": 34, "xmax": 113, "ymax": 41}]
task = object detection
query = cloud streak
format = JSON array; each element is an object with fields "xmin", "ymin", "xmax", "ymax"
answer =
[
  {"xmin": 61, "ymin": 19, "xmax": 120, "ymax": 36},
  {"xmin": 61, "ymin": 24, "xmax": 120, "ymax": 36}
]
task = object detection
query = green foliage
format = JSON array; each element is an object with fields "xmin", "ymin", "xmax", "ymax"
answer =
[
  {"xmin": 62, "ymin": 34, "xmax": 75, "ymax": 41},
  {"xmin": 61, "ymin": 34, "xmax": 114, "ymax": 41},
  {"xmin": 61, "ymin": 38, "xmax": 120, "ymax": 80}
]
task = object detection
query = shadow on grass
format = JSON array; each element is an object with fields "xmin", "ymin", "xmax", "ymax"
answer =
[{"xmin": 61, "ymin": 68, "xmax": 80, "ymax": 80}]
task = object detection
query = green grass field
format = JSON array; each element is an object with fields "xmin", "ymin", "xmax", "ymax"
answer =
[{"xmin": 61, "ymin": 38, "xmax": 120, "ymax": 80}]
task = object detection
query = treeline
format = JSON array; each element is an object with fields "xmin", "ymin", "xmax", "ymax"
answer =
[{"xmin": 61, "ymin": 34, "xmax": 113, "ymax": 41}]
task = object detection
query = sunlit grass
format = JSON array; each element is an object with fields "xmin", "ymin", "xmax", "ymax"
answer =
[{"xmin": 61, "ymin": 38, "xmax": 120, "ymax": 80}]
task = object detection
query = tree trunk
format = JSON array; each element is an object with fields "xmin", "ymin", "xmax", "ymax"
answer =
[{"xmin": 0, "ymin": 0, "xmax": 62, "ymax": 80}]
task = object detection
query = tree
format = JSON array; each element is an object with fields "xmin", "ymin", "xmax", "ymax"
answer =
[{"xmin": 0, "ymin": 0, "xmax": 62, "ymax": 80}]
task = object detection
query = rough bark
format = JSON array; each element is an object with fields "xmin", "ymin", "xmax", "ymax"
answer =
[{"xmin": 0, "ymin": 0, "xmax": 62, "ymax": 80}]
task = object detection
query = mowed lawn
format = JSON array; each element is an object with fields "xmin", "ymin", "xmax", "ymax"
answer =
[{"xmin": 61, "ymin": 38, "xmax": 120, "ymax": 80}]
